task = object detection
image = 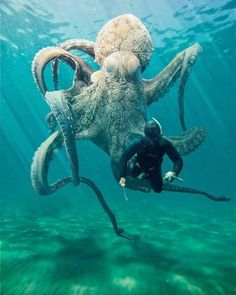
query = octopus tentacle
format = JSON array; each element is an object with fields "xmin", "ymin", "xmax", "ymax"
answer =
[
  {"xmin": 163, "ymin": 183, "xmax": 230, "ymax": 202},
  {"xmin": 31, "ymin": 130, "xmax": 72, "ymax": 195},
  {"xmin": 80, "ymin": 177, "xmax": 135, "ymax": 240},
  {"xmin": 31, "ymin": 134, "xmax": 133, "ymax": 238},
  {"xmin": 32, "ymin": 47, "xmax": 93, "ymax": 95},
  {"xmin": 166, "ymin": 127, "xmax": 207, "ymax": 155},
  {"xmin": 53, "ymin": 39, "xmax": 95, "ymax": 90},
  {"xmin": 57, "ymin": 39, "xmax": 95, "ymax": 57},
  {"xmin": 178, "ymin": 43, "xmax": 202, "ymax": 130},
  {"xmin": 45, "ymin": 112, "xmax": 57, "ymax": 134},
  {"xmin": 144, "ymin": 43, "xmax": 201, "ymax": 129},
  {"xmin": 45, "ymin": 91, "xmax": 80, "ymax": 186}
]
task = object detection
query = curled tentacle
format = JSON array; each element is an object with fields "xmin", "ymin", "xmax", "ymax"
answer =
[
  {"xmin": 167, "ymin": 127, "xmax": 207, "ymax": 155},
  {"xmin": 53, "ymin": 39, "xmax": 95, "ymax": 90},
  {"xmin": 31, "ymin": 130, "xmax": 72, "ymax": 195},
  {"xmin": 57, "ymin": 39, "xmax": 95, "ymax": 57},
  {"xmin": 178, "ymin": 43, "xmax": 202, "ymax": 130},
  {"xmin": 31, "ymin": 136, "xmax": 133, "ymax": 238},
  {"xmin": 45, "ymin": 91, "xmax": 79, "ymax": 186},
  {"xmin": 32, "ymin": 46, "xmax": 93, "ymax": 150},
  {"xmin": 32, "ymin": 46, "xmax": 93, "ymax": 95},
  {"xmin": 163, "ymin": 183, "xmax": 230, "ymax": 202},
  {"xmin": 144, "ymin": 43, "xmax": 202, "ymax": 130}
]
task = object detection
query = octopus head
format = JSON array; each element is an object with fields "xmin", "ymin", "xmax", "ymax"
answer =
[{"xmin": 103, "ymin": 51, "xmax": 141, "ymax": 79}]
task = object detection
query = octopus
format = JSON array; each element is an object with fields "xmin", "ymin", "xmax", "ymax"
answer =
[{"xmin": 31, "ymin": 14, "xmax": 229, "ymax": 239}]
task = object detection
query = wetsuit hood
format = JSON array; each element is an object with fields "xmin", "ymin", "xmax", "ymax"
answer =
[{"xmin": 144, "ymin": 119, "xmax": 162, "ymax": 140}]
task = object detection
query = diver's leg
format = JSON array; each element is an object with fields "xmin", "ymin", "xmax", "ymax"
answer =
[
  {"xmin": 129, "ymin": 163, "xmax": 142, "ymax": 178},
  {"xmin": 148, "ymin": 167, "xmax": 163, "ymax": 193}
]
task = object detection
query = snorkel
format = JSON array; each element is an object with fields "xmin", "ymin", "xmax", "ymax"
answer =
[{"xmin": 144, "ymin": 117, "xmax": 163, "ymax": 143}]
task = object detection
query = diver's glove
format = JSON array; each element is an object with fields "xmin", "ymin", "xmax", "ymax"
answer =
[
  {"xmin": 119, "ymin": 177, "xmax": 126, "ymax": 187},
  {"xmin": 163, "ymin": 171, "xmax": 183, "ymax": 182}
]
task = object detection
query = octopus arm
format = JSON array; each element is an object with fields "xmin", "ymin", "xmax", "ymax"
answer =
[
  {"xmin": 31, "ymin": 131, "xmax": 72, "ymax": 195},
  {"xmin": 122, "ymin": 169, "xmax": 229, "ymax": 201},
  {"xmin": 57, "ymin": 39, "xmax": 95, "ymax": 57},
  {"xmin": 144, "ymin": 43, "xmax": 202, "ymax": 130},
  {"xmin": 32, "ymin": 47, "xmax": 93, "ymax": 95},
  {"xmin": 31, "ymin": 131, "xmax": 135, "ymax": 238},
  {"xmin": 165, "ymin": 127, "xmax": 207, "ymax": 155},
  {"xmin": 163, "ymin": 183, "xmax": 230, "ymax": 202},
  {"xmin": 45, "ymin": 91, "xmax": 80, "ymax": 185},
  {"xmin": 52, "ymin": 39, "xmax": 95, "ymax": 89}
]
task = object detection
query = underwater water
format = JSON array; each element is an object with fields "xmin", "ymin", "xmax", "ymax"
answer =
[{"xmin": 0, "ymin": 0, "xmax": 236, "ymax": 294}]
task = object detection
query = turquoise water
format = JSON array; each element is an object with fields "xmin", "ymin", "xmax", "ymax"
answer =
[{"xmin": 0, "ymin": 0, "xmax": 236, "ymax": 294}]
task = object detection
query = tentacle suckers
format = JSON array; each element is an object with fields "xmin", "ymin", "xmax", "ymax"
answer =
[
  {"xmin": 32, "ymin": 46, "xmax": 93, "ymax": 95},
  {"xmin": 52, "ymin": 39, "xmax": 95, "ymax": 90},
  {"xmin": 31, "ymin": 130, "xmax": 72, "ymax": 195},
  {"xmin": 178, "ymin": 43, "xmax": 202, "ymax": 131},
  {"xmin": 45, "ymin": 91, "xmax": 79, "ymax": 186},
  {"xmin": 163, "ymin": 183, "xmax": 230, "ymax": 202},
  {"xmin": 31, "ymin": 131, "xmax": 133, "ymax": 239},
  {"xmin": 167, "ymin": 127, "xmax": 207, "ymax": 155}
]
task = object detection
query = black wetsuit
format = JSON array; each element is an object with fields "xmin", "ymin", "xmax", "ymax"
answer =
[{"xmin": 119, "ymin": 136, "xmax": 183, "ymax": 193}]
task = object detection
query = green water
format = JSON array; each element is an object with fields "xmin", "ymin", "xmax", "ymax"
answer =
[{"xmin": 0, "ymin": 0, "xmax": 235, "ymax": 294}]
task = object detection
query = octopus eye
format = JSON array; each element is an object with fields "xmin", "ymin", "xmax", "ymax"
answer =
[
  {"xmin": 124, "ymin": 54, "xmax": 140, "ymax": 74},
  {"xmin": 103, "ymin": 54, "xmax": 120, "ymax": 75},
  {"xmin": 103, "ymin": 51, "xmax": 140, "ymax": 76}
]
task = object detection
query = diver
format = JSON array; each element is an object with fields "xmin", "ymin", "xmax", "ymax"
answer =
[{"xmin": 119, "ymin": 118, "xmax": 183, "ymax": 193}]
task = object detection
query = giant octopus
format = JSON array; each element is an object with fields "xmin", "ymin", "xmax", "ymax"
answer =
[{"xmin": 31, "ymin": 14, "xmax": 229, "ymax": 238}]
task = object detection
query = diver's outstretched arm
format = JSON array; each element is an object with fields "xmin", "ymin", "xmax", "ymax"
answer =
[{"xmin": 163, "ymin": 183, "xmax": 230, "ymax": 202}]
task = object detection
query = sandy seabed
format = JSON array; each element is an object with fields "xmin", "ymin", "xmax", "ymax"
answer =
[{"xmin": 1, "ymin": 200, "xmax": 235, "ymax": 295}]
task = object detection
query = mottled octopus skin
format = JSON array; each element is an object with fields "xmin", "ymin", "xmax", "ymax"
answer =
[
  {"xmin": 94, "ymin": 14, "xmax": 154, "ymax": 71},
  {"xmin": 31, "ymin": 14, "xmax": 213, "ymax": 198}
]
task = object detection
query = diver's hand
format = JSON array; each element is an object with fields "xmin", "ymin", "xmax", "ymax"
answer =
[
  {"xmin": 163, "ymin": 171, "xmax": 176, "ymax": 182},
  {"xmin": 163, "ymin": 171, "xmax": 183, "ymax": 182},
  {"xmin": 119, "ymin": 177, "xmax": 126, "ymax": 187}
]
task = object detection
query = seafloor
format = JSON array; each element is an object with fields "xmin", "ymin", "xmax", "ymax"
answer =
[{"xmin": 1, "ymin": 197, "xmax": 235, "ymax": 295}]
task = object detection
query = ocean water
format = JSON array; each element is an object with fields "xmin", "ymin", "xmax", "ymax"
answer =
[{"xmin": 0, "ymin": 0, "xmax": 236, "ymax": 294}]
